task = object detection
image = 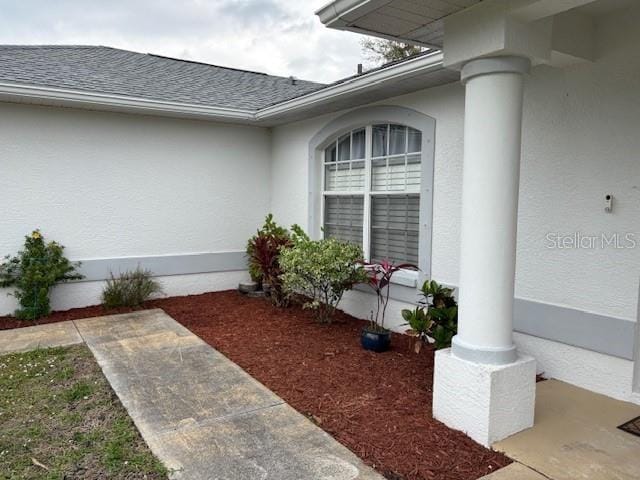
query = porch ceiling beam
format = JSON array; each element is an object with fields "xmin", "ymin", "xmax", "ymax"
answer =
[{"xmin": 511, "ymin": 0, "xmax": 600, "ymax": 22}]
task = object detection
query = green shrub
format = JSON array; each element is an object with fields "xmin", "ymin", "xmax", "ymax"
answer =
[
  {"xmin": 0, "ymin": 230, "xmax": 83, "ymax": 320},
  {"xmin": 402, "ymin": 307, "xmax": 432, "ymax": 353},
  {"xmin": 280, "ymin": 230, "xmax": 367, "ymax": 323},
  {"xmin": 101, "ymin": 267, "xmax": 163, "ymax": 308},
  {"xmin": 402, "ymin": 279, "xmax": 458, "ymax": 351}
]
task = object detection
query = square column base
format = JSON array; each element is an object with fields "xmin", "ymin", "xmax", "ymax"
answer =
[{"xmin": 433, "ymin": 348, "xmax": 536, "ymax": 447}]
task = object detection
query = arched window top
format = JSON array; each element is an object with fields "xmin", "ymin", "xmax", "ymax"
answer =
[
  {"xmin": 308, "ymin": 106, "xmax": 435, "ymax": 279},
  {"xmin": 321, "ymin": 123, "xmax": 424, "ymax": 265},
  {"xmin": 323, "ymin": 123, "xmax": 423, "ymax": 195}
]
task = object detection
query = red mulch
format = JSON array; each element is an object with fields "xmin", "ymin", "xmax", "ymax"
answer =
[{"xmin": 0, "ymin": 290, "xmax": 511, "ymax": 480}]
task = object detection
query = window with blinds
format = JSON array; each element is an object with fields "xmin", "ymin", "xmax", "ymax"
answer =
[
  {"xmin": 371, "ymin": 195, "xmax": 420, "ymax": 264},
  {"xmin": 322, "ymin": 124, "xmax": 422, "ymax": 265},
  {"xmin": 324, "ymin": 196, "xmax": 364, "ymax": 246}
]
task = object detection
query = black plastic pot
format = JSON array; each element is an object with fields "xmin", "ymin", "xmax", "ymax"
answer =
[{"xmin": 361, "ymin": 328, "xmax": 391, "ymax": 352}]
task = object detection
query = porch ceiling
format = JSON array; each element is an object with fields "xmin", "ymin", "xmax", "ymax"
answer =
[{"xmin": 316, "ymin": 0, "xmax": 483, "ymax": 48}]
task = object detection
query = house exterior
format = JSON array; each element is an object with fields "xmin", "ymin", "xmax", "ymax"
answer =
[{"xmin": 1, "ymin": 0, "xmax": 638, "ymax": 447}]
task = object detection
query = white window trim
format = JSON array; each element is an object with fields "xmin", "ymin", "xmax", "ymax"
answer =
[
  {"xmin": 321, "ymin": 124, "xmax": 423, "ymax": 279},
  {"xmin": 308, "ymin": 105, "xmax": 436, "ymax": 293}
]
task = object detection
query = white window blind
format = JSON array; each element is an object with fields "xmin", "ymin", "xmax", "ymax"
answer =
[
  {"xmin": 371, "ymin": 195, "xmax": 420, "ymax": 264},
  {"xmin": 324, "ymin": 129, "xmax": 366, "ymax": 192},
  {"xmin": 323, "ymin": 195, "xmax": 364, "ymax": 246},
  {"xmin": 322, "ymin": 124, "xmax": 422, "ymax": 265}
]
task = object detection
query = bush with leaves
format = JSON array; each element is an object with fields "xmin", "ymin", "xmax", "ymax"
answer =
[
  {"xmin": 0, "ymin": 230, "xmax": 83, "ymax": 320},
  {"xmin": 101, "ymin": 267, "xmax": 163, "ymax": 308},
  {"xmin": 246, "ymin": 214, "xmax": 289, "ymax": 284},
  {"xmin": 280, "ymin": 229, "xmax": 367, "ymax": 323},
  {"xmin": 246, "ymin": 214, "xmax": 292, "ymax": 306},
  {"xmin": 402, "ymin": 279, "xmax": 458, "ymax": 351}
]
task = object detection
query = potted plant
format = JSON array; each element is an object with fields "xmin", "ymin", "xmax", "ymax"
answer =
[{"xmin": 361, "ymin": 260, "xmax": 418, "ymax": 352}]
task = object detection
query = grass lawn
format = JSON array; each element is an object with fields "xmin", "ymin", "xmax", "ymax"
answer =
[{"xmin": 0, "ymin": 345, "xmax": 167, "ymax": 479}]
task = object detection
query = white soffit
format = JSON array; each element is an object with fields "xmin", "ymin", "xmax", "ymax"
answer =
[{"xmin": 316, "ymin": 0, "xmax": 483, "ymax": 48}]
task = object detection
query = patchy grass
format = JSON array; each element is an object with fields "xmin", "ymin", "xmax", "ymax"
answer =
[{"xmin": 0, "ymin": 345, "xmax": 167, "ymax": 479}]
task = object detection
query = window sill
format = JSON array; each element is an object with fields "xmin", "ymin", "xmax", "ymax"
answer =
[{"xmin": 390, "ymin": 270, "xmax": 418, "ymax": 288}]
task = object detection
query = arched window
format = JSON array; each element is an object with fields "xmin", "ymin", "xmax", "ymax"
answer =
[{"xmin": 322, "ymin": 123, "xmax": 423, "ymax": 265}]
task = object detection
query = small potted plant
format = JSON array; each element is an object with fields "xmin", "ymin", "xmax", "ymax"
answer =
[{"xmin": 361, "ymin": 260, "xmax": 418, "ymax": 352}]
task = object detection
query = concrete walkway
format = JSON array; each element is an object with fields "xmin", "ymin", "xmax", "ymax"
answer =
[
  {"xmin": 0, "ymin": 310, "xmax": 382, "ymax": 480},
  {"xmin": 493, "ymin": 379, "xmax": 640, "ymax": 480},
  {"xmin": 0, "ymin": 320, "xmax": 83, "ymax": 354},
  {"xmin": 479, "ymin": 463, "xmax": 546, "ymax": 480}
]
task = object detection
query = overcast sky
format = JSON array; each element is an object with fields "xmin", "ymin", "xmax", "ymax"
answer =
[{"xmin": 0, "ymin": 0, "xmax": 370, "ymax": 83}]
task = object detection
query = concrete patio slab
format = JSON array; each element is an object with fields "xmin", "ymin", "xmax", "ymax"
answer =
[
  {"xmin": 494, "ymin": 379, "xmax": 640, "ymax": 480},
  {"xmin": 0, "ymin": 320, "xmax": 83, "ymax": 354},
  {"xmin": 479, "ymin": 463, "xmax": 547, "ymax": 480},
  {"xmin": 76, "ymin": 309, "xmax": 383, "ymax": 479}
]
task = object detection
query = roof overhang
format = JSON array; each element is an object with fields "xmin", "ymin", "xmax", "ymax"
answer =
[
  {"xmin": 0, "ymin": 51, "xmax": 458, "ymax": 127},
  {"xmin": 316, "ymin": 0, "xmax": 483, "ymax": 48}
]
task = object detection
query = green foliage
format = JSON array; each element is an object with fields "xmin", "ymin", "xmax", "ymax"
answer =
[
  {"xmin": 361, "ymin": 38, "xmax": 425, "ymax": 65},
  {"xmin": 421, "ymin": 279, "xmax": 456, "ymax": 309},
  {"xmin": 429, "ymin": 305, "xmax": 458, "ymax": 350},
  {"xmin": 402, "ymin": 307, "xmax": 432, "ymax": 353},
  {"xmin": 402, "ymin": 279, "xmax": 458, "ymax": 351},
  {"xmin": 0, "ymin": 230, "xmax": 83, "ymax": 320},
  {"xmin": 246, "ymin": 214, "xmax": 293, "ymax": 306},
  {"xmin": 101, "ymin": 267, "xmax": 163, "ymax": 308},
  {"xmin": 280, "ymin": 235, "xmax": 367, "ymax": 323}
]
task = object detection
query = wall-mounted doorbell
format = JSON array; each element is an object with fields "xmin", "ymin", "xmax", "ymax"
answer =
[{"xmin": 604, "ymin": 194, "xmax": 613, "ymax": 213}]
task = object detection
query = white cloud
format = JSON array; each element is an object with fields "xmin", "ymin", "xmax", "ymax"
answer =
[{"xmin": 0, "ymin": 0, "xmax": 368, "ymax": 83}]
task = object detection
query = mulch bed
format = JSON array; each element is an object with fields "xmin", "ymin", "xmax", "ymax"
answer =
[{"xmin": 0, "ymin": 290, "xmax": 511, "ymax": 480}]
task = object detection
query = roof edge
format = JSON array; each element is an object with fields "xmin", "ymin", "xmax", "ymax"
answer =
[
  {"xmin": 255, "ymin": 51, "xmax": 445, "ymax": 120},
  {"xmin": 0, "ymin": 51, "xmax": 449, "ymax": 125},
  {"xmin": 0, "ymin": 81, "xmax": 255, "ymax": 122},
  {"xmin": 315, "ymin": 0, "xmax": 441, "ymax": 49},
  {"xmin": 315, "ymin": 0, "xmax": 384, "ymax": 27}
]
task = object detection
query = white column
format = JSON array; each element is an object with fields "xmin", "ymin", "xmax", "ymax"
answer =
[
  {"xmin": 452, "ymin": 56, "xmax": 531, "ymax": 365},
  {"xmin": 433, "ymin": 56, "xmax": 537, "ymax": 447}
]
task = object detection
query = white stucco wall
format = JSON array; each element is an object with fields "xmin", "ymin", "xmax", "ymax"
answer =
[
  {"xmin": 0, "ymin": 103, "xmax": 265, "ymax": 314},
  {"xmin": 269, "ymin": 6, "xmax": 640, "ymax": 402},
  {"xmin": 270, "ymin": 5, "xmax": 640, "ymax": 324},
  {"xmin": 0, "ymin": 4, "xmax": 638, "ymax": 405}
]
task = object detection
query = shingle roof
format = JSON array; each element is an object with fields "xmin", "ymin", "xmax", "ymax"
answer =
[{"xmin": 0, "ymin": 45, "xmax": 325, "ymax": 111}]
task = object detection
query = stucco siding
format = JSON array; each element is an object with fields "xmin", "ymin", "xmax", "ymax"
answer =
[
  {"xmin": 0, "ymin": 103, "xmax": 267, "ymax": 313},
  {"xmin": 270, "ymin": 5, "xmax": 640, "ymax": 324},
  {"xmin": 269, "ymin": 6, "xmax": 640, "ymax": 402}
]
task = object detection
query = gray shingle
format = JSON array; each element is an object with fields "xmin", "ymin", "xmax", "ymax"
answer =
[{"xmin": 0, "ymin": 45, "xmax": 325, "ymax": 110}]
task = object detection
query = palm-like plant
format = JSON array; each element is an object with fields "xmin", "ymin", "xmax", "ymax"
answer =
[{"xmin": 362, "ymin": 260, "xmax": 418, "ymax": 332}]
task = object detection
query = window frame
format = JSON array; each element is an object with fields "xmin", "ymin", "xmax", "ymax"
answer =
[
  {"xmin": 321, "ymin": 124, "xmax": 422, "ymax": 266},
  {"xmin": 308, "ymin": 106, "xmax": 436, "ymax": 290}
]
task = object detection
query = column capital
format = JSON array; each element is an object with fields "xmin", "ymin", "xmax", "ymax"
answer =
[{"xmin": 461, "ymin": 56, "xmax": 531, "ymax": 85}]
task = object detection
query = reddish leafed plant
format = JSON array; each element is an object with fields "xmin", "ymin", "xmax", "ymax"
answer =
[
  {"xmin": 249, "ymin": 232, "xmax": 292, "ymax": 307},
  {"xmin": 361, "ymin": 259, "xmax": 418, "ymax": 332}
]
